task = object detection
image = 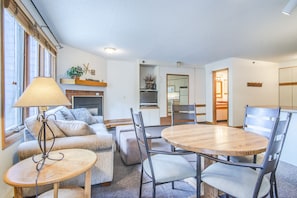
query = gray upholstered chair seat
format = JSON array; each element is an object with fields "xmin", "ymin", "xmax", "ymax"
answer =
[
  {"xmin": 143, "ymin": 154, "xmax": 196, "ymax": 184},
  {"xmin": 202, "ymin": 162, "xmax": 270, "ymax": 198}
]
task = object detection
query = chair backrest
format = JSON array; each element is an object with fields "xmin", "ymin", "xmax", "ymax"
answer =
[
  {"xmin": 130, "ymin": 108, "xmax": 154, "ymax": 174},
  {"xmin": 171, "ymin": 104, "xmax": 197, "ymax": 125},
  {"xmin": 254, "ymin": 111, "xmax": 292, "ymax": 197},
  {"xmin": 262, "ymin": 111, "xmax": 291, "ymax": 173},
  {"xmin": 243, "ymin": 105, "xmax": 280, "ymax": 138}
]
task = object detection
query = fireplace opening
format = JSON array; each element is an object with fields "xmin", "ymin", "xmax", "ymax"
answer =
[{"xmin": 72, "ymin": 95, "xmax": 103, "ymax": 116}]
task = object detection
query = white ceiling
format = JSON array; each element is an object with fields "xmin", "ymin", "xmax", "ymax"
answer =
[{"xmin": 22, "ymin": 0, "xmax": 297, "ymax": 66}]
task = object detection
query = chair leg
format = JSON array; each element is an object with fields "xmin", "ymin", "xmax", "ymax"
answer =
[
  {"xmin": 253, "ymin": 155, "xmax": 257, "ymax": 163},
  {"xmin": 196, "ymin": 154, "xmax": 201, "ymax": 198},
  {"xmin": 270, "ymin": 172, "xmax": 278, "ymax": 198},
  {"xmin": 139, "ymin": 167, "xmax": 143, "ymax": 198},
  {"xmin": 274, "ymin": 179, "xmax": 279, "ymax": 198},
  {"xmin": 153, "ymin": 182, "xmax": 156, "ymax": 198}
]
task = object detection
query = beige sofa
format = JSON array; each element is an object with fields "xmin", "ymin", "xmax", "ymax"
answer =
[{"xmin": 17, "ymin": 106, "xmax": 114, "ymax": 197}]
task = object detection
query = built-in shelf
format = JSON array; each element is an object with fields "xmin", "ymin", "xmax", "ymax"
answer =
[{"xmin": 60, "ymin": 78, "xmax": 107, "ymax": 87}]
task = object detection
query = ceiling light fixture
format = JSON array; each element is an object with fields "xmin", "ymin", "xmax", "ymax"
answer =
[
  {"xmin": 282, "ymin": 0, "xmax": 297, "ymax": 15},
  {"xmin": 104, "ymin": 47, "xmax": 117, "ymax": 54},
  {"xmin": 176, "ymin": 61, "xmax": 182, "ymax": 67}
]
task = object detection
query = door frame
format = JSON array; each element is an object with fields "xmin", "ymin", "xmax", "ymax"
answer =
[{"xmin": 212, "ymin": 68, "xmax": 229, "ymax": 125}]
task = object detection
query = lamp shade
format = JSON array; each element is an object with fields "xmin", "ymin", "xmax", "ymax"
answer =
[{"xmin": 14, "ymin": 77, "xmax": 71, "ymax": 107}]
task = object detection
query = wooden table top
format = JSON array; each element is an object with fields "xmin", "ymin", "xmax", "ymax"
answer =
[
  {"xmin": 4, "ymin": 149, "xmax": 97, "ymax": 187},
  {"xmin": 161, "ymin": 124, "xmax": 268, "ymax": 156}
]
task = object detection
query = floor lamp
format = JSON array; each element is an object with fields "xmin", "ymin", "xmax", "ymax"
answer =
[{"xmin": 14, "ymin": 77, "xmax": 71, "ymax": 170}]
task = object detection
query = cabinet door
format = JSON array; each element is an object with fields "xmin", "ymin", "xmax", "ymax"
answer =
[
  {"xmin": 279, "ymin": 68, "xmax": 293, "ymax": 83},
  {"xmin": 279, "ymin": 86, "xmax": 292, "ymax": 107}
]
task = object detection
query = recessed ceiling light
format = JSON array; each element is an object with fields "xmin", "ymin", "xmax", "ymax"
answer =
[{"xmin": 104, "ymin": 47, "xmax": 117, "ymax": 54}]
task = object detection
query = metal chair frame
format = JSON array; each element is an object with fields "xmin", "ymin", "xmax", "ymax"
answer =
[
  {"xmin": 131, "ymin": 108, "xmax": 199, "ymax": 198},
  {"xmin": 201, "ymin": 111, "xmax": 292, "ymax": 198}
]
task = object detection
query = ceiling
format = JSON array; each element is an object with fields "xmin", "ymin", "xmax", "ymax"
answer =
[{"xmin": 22, "ymin": 0, "xmax": 297, "ymax": 66}]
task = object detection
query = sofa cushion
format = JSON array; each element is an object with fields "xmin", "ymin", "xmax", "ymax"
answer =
[
  {"xmin": 24, "ymin": 116, "xmax": 66, "ymax": 140},
  {"xmin": 18, "ymin": 133, "xmax": 113, "ymax": 160},
  {"xmin": 54, "ymin": 120, "xmax": 96, "ymax": 136},
  {"xmin": 70, "ymin": 108, "xmax": 98, "ymax": 124},
  {"xmin": 45, "ymin": 106, "xmax": 66, "ymax": 120},
  {"xmin": 59, "ymin": 106, "xmax": 75, "ymax": 120},
  {"xmin": 89, "ymin": 123, "xmax": 108, "ymax": 134}
]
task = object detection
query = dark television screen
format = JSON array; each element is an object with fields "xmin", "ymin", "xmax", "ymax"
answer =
[
  {"xmin": 72, "ymin": 96, "xmax": 103, "ymax": 116},
  {"xmin": 140, "ymin": 91, "xmax": 158, "ymax": 105}
]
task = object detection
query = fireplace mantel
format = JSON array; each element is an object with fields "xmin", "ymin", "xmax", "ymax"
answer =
[{"xmin": 60, "ymin": 78, "xmax": 107, "ymax": 87}]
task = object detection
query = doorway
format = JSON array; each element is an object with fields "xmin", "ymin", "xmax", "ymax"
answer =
[
  {"xmin": 213, "ymin": 69, "xmax": 229, "ymax": 125},
  {"xmin": 166, "ymin": 74, "xmax": 189, "ymax": 116}
]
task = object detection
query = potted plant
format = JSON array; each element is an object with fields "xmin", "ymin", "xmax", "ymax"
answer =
[
  {"xmin": 66, "ymin": 66, "xmax": 84, "ymax": 79},
  {"xmin": 144, "ymin": 74, "xmax": 156, "ymax": 89}
]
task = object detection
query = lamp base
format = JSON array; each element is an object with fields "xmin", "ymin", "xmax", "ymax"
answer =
[{"xmin": 32, "ymin": 111, "xmax": 64, "ymax": 171}]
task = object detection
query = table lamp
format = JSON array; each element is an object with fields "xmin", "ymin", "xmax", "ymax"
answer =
[{"xmin": 14, "ymin": 77, "xmax": 71, "ymax": 169}]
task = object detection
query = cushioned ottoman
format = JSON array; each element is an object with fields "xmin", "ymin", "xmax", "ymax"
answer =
[
  {"xmin": 116, "ymin": 125, "xmax": 135, "ymax": 150},
  {"xmin": 118, "ymin": 130, "xmax": 152, "ymax": 165}
]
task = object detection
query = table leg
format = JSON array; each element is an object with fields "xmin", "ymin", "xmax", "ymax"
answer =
[
  {"xmin": 14, "ymin": 187, "xmax": 22, "ymax": 198},
  {"xmin": 84, "ymin": 169, "xmax": 92, "ymax": 198},
  {"xmin": 53, "ymin": 182, "xmax": 59, "ymax": 198}
]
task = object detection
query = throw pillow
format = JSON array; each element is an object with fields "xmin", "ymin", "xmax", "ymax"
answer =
[
  {"xmin": 54, "ymin": 120, "xmax": 96, "ymax": 136},
  {"xmin": 70, "ymin": 108, "xmax": 98, "ymax": 124},
  {"xmin": 59, "ymin": 106, "xmax": 75, "ymax": 120},
  {"xmin": 24, "ymin": 115, "xmax": 66, "ymax": 140},
  {"xmin": 45, "ymin": 106, "xmax": 65, "ymax": 120}
]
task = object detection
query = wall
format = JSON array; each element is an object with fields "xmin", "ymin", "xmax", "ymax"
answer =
[
  {"xmin": 105, "ymin": 60, "xmax": 139, "ymax": 120},
  {"xmin": 57, "ymin": 45, "xmax": 107, "ymax": 82},
  {"xmin": 57, "ymin": 45, "xmax": 206, "ymax": 120},
  {"xmin": 205, "ymin": 57, "xmax": 279, "ymax": 126}
]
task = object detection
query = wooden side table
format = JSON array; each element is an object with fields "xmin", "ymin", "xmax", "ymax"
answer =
[{"xmin": 4, "ymin": 149, "xmax": 97, "ymax": 198}]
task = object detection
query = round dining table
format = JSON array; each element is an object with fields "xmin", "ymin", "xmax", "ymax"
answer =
[{"xmin": 161, "ymin": 124, "xmax": 268, "ymax": 198}]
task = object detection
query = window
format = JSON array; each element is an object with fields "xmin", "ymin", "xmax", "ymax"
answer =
[
  {"xmin": 3, "ymin": 9, "xmax": 25, "ymax": 139},
  {"xmin": 1, "ymin": 7, "xmax": 57, "ymax": 149},
  {"xmin": 26, "ymin": 35, "xmax": 39, "ymax": 116}
]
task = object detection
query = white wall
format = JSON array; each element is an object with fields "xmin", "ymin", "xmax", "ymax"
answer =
[
  {"xmin": 57, "ymin": 45, "xmax": 107, "ymax": 81},
  {"xmin": 105, "ymin": 60, "xmax": 139, "ymax": 120},
  {"xmin": 205, "ymin": 58, "xmax": 279, "ymax": 126}
]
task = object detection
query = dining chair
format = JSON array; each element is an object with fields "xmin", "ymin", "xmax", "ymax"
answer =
[
  {"xmin": 229, "ymin": 105, "xmax": 281, "ymax": 196},
  {"xmin": 200, "ymin": 111, "xmax": 291, "ymax": 198},
  {"xmin": 130, "ymin": 108, "xmax": 198, "ymax": 198},
  {"xmin": 171, "ymin": 104, "xmax": 197, "ymax": 153},
  {"xmin": 171, "ymin": 104, "xmax": 197, "ymax": 126},
  {"xmin": 229, "ymin": 105, "xmax": 280, "ymax": 162}
]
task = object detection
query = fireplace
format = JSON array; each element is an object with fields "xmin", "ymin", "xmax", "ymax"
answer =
[
  {"xmin": 72, "ymin": 95, "xmax": 103, "ymax": 116},
  {"xmin": 65, "ymin": 90, "xmax": 104, "ymax": 116}
]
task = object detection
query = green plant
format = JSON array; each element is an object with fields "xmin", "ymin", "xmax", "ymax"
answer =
[{"xmin": 66, "ymin": 66, "xmax": 84, "ymax": 78}]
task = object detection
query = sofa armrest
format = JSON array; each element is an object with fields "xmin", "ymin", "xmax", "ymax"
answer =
[{"xmin": 18, "ymin": 133, "xmax": 113, "ymax": 160}]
